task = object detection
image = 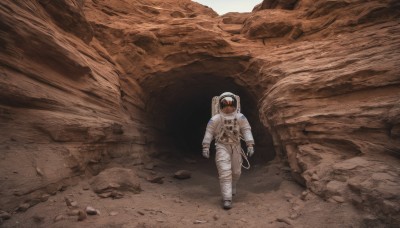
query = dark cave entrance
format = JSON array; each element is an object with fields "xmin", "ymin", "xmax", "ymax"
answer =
[{"xmin": 141, "ymin": 63, "xmax": 275, "ymax": 164}]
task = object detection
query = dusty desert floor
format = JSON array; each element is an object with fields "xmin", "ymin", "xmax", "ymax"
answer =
[{"xmin": 2, "ymin": 154, "xmax": 378, "ymax": 228}]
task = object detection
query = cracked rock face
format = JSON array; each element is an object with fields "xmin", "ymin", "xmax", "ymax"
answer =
[{"xmin": 0, "ymin": 0, "xmax": 399, "ymax": 224}]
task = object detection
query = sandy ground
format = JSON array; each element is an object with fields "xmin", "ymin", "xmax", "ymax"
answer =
[{"xmin": 2, "ymin": 155, "xmax": 374, "ymax": 228}]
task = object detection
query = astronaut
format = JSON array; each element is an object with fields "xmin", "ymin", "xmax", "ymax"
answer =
[{"xmin": 202, "ymin": 92, "xmax": 255, "ymax": 209}]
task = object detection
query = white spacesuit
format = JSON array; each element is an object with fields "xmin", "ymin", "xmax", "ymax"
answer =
[{"xmin": 202, "ymin": 92, "xmax": 254, "ymax": 210}]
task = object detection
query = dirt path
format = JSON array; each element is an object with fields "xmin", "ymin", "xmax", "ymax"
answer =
[{"xmin": 2, "ymin": 156, "xmax": 371, "ymax": 228}]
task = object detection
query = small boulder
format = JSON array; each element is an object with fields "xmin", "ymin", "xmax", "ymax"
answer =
[
  {"xmin": 174, "ymin": 170, "xmax": 191, "ymax": 180},
  {"xmin": 86, "ymin": 206, "xmax": 98, "ymax": 215},
  {"xmin": 90, "ymin": 167, "xmax": 141, "ymax": 195}
]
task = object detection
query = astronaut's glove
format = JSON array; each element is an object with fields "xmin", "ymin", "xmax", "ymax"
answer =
[
  {"xmin": 202, "ymin": 147, "xmax": 210, "ymax": 159},
  {"xmin": 247, "ymin": 146, "xmax": 254, "ymax": 157}
]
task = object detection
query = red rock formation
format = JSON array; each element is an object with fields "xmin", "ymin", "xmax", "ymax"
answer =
[{"xmin": 0, "ymin": 0, "xmax": 399, "ymax": 224}]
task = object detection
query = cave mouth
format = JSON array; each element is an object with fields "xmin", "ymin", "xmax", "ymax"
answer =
[{"xmin": 142, "ymin": 73, "xmax": 275, "ymax": 164}]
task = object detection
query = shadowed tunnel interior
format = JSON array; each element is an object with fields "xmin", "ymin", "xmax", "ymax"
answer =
[{"xmin": 141, "ymin": 62, "xmax": 275, "ymax": 164}]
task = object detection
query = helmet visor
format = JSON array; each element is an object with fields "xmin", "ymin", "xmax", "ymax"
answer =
[{"xmin": 220, "ymin": 96, "xmax": 237, "ymax": 109}]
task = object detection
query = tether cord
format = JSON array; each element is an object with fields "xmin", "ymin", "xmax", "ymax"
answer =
[
  {"xmin": 240, "ymin": 147, "xmax": 251, "ymax": 169},
  {"xmin": 239, "ymin": 135, "xmax": 251, "ymax": 169}
]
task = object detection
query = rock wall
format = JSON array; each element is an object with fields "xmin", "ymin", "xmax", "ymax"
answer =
[
  {"xmin": 0, "ymin": 0, "xmax": 148, "ymax": 211},
  {"xmin": 0, "ymin": 0, "xmax": 399, "ymax": 224},
  {"xmin": 252, "ymin": 0, "xmax": 400, "ymax": 223}
]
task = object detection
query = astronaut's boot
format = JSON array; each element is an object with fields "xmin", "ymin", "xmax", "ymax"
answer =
[{"xmin": 223, "ymin": 200, "xmax": 232, "ymax": 210}]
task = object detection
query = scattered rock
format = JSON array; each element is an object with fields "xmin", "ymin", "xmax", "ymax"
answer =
[
  {"xmin": 77, "ymin": 210, "xmax": 87, "ymax": 221},
  {"xmin": 174, "ymin": 170, "xmax": 191, "ymax": 180},
  {"xmin": 213, "ymin": 214, "xmax": 219, "ymax": 221},
  {"xmin": 86, "ymin": 206, "xmax": 98, "ymax": 215},
  {"xmin": 17, "ymin": 203, "xmax": 30, "ymax": 212},
  {"xmin": 110, "ymin": 190, "xmax": 124, "ymax": 199},
  {"xmin": 109, "ymin": 211, "xmax": 118, "ymax": 216},
  {"xmin": 276, "ymin": 218, "xmax": 292, "ymax": 225},
  {"xmin": 54, "ymin": 214, "xmax": 64, "ymax": 222},
  {"xmin": 0, "ymin": 211, "xmax": 11, "ymax": 220},
  {"xmin": 82, "ymin": 183, "xmax": 90, "ymax": 191},
  {"xmin": 332, "ymin": 196, "xmax": 345, "ymax": 203},
  {"xmin": 36, "ymin": 167, "xmax": 44, "ymax": 176},
  {"xmin": 97, "ymin": 190, "xmax": 124, "ymax": 199},
  {"xmin": 70, "ymin": 201, "xmax": 78, "ymax": 207},
  {"xmin": 137, "ymin": 211, "xmax": 145, "ymax": 215},
  {"xmin": 301, "ymin": 191, "xmax": 308, "ymax": 200},
  {"xmin": 146, "ymin": 175, "xmax": 165, "ymax": 184},
  {"xmin": 194, "ymin": 219, "xmax": 207, "ymax": 224}
]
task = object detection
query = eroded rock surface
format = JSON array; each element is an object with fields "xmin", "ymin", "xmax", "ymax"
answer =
[{"xmin": 0, "ymin": 0, "xmax": 399, "ymax": 225}]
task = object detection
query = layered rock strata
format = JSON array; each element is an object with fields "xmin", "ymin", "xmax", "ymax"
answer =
[{"xmin": 0, "ymin": 0, "xmax": 399, "ymax": 224}]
